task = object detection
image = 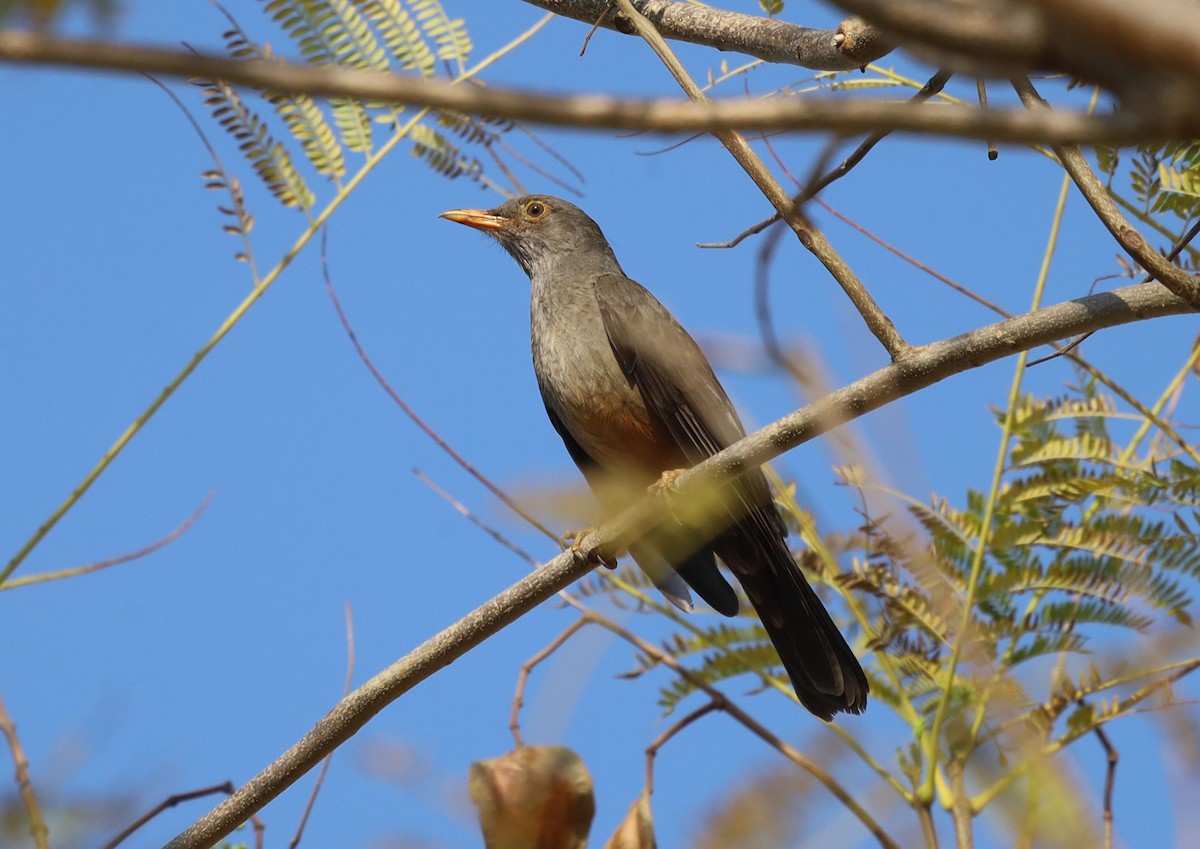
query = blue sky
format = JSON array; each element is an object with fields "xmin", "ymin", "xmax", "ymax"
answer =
[{"xmin": 2, "ymin": 2, "xmax": 1198, "ymax": 847}]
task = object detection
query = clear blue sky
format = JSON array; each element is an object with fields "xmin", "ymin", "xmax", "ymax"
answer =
[{"xmin": 2, "ymin": 2, "xmax": 1197, "ymax": 847}]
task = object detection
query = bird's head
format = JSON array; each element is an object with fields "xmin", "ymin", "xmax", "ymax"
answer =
[{"xmin": 440, "ymin": 194, "xmax": 621, "ymax": 279}]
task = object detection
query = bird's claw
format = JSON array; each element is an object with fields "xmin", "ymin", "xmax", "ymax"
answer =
[
  {"xmin": 648, "ymin": 468, "xmax": 688, "ymax": 495},
  {"xmin": 560, "ymin": 527, "xmax": 618, "ymax": 569}
]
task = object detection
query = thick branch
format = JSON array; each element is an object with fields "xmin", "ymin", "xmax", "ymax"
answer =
[
  {"xmin": 0, "ymin": 31, "xmax": 1189, "ymax": 143},
  {"xmin": 518, "ymin": 0, "xmax": 892, "ymax": 69},
  {"xmin": 165, "ymin": 281, "xmax": 1188, "ymax": 849}
]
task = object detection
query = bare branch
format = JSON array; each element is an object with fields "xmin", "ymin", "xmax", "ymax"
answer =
[
  {"xmin": 643, "ymin": 701, "xmax": 720, "ymax": 795},
  {"xmin": 509, "ymin": 619, "xmax": 591, "ymax": 748},
  {"xmin": 518, "ymin": 0, "xmax": 892, "ymax": 69},
  {"xmin": 0, "ymin": 685, "xmax": 48, "ymax": 849},
  {"xmin": 0, "ymin": 31, "xmax": 1189, "ymax": 143},
  {"xmin": 612, "ymin": 0, "xmax": 909, "ymax": 358},
  {"xmin": 1086, "ymin": 702, "xmax": 1118, "ymax": 849},
  {"xmin": 101, "ymin": 782, "xmax": 237, "ymax": 849},
  {"xmin": 0, "ymin": 491, "xmax": 213, "ymax": 591},
  {"xmin": 164, "ymin": 280, "xmax": 1189, "ymax": 849}
]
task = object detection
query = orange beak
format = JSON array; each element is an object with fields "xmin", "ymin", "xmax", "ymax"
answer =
[{"xmin": 439, "ymin": 208, "xmax": 510, "ymax": 232}]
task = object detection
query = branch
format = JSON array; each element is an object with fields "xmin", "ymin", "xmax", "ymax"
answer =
[
  {"xmin": 830, "ymin": 0, "xmax": 1200, "ymax": 111},
  {"xmin": 612, "ymin": 0, "xmax": 909, "ymax": 358},
  {"xmin": 517, "ymin": 0, "xmax": 892, "ymax": 70},
  {"xmin": 0, "ymin": 685, "xmax": 47, "ymax": 849},
  {"xmin": 0, "ymin": 31, "xmax": 1190, "ymax": 143},
  {"xmin": 1012, "ymin": 76, "xmax": 1200, "ymax": 306},
  {"xmin": 165, "ymin": 280, "xmax": 1189, "ymax": 849}
]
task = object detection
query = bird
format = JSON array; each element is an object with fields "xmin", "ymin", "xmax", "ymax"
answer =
[{"xmin": 441, "ymin": 194, "xmax": 868, "ymax": 719}]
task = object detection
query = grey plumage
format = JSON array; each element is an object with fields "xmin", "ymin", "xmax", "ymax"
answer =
[{"xmin": 441, "ymin": 194, "xmax": 868, "ymax": 719}]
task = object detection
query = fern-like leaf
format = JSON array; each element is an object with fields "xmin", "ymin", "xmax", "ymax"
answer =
[{"xmin": 195, "ymin": 78, "xmax": 315, "ymax": 210}]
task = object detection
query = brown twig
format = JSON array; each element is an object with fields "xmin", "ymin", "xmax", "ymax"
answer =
[
  {"xmin": 571, "ymin": 608, "xmax": 902, "ymax": 849},
  {"xmin": 976, "ymin": 79, "xmax": 998, "ymax": 160},
  {"xmin": 611, "ymin": 0, "xmax": 909, "ymax": 360},
  {"xmin": 699, "ymin": 68, "xmax": 953, "ymax": 250},
  {"xmin": 917, "ymin": 801, "xmax": 941, "ymax": 849},
  {"xmin": 319, "ymin": 229, "xmax": 560, "ymax": 544},
  {"xmin": 0, "ymin": 684, "xmax": 48, "ymax": 849},
  {"xmin": 508, "ymin": 619, "xmax": 591, "ymax": 747},
  {"xmin": 829, "ymin": 0, "xmax": 1200, "ymax": 109},
  {"xmin": 1, "ymin": 491, "xmax": 214, "ymax": 592},
  {"xmin": 413, "ymin": 469, "xmax": 549, "ymax": 567},
  {"xmin": 101, "ymin": 782, "xmax": 236, "ymax": 849},
  {"xmin": 797, "ymin": 69, "xmax": 954, "ymax": 210},
  {"xmin": 1083, "ymin": 700, "xmax": 1119, "ymax": 849},
  {"xmin": 643, "ymin": 701, "xmax": 719, "ymax": 794},
  {"xmin": 579, "ymin": 1, "xmax": 616, "ymax": 57},
  {"xmin": 1013, "ymin": 76, "xmax": 1200, "ymax": 306}
]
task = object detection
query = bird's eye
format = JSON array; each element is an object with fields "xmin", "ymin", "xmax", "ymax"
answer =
[{"xmin": 525, "ymin": 201, "xmax": 546, "ymax": 218}]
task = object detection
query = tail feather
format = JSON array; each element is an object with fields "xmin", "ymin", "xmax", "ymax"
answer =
[{"xmin": 715, "ymin": 525, "xmax": 868, "ymax": 720}]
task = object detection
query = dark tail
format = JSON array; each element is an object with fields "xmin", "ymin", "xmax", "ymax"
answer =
[{"xmin": 714, "ymin": 521, "xmax": 868, "ymax": 721}]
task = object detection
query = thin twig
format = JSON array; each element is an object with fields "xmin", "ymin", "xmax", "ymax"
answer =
[
  {"xmin": 611, "ymin": 0, "xmax": 909, "ymax": 359},
  {"xmin": 102, "ymin": 782, "xmax": 236, "ymax": 849},
  {"xmin": 1012, "ymin": 76, "xmax": 1200, "ymax": 306},
  {"xmin": 142, "ymin": 72, "xmax": 259, "ymax": 279},
  {"xmin": 0, "ymin": 684, "xmax": 48, "ymax": 849},
  {"xmin": 1085, "ymin": 702, "xmax": 1118, "ymax": 849},
  {"xmin": 573, "ymin": 607, "xmax": 902, "ymax": 849},
  {"xmin": 1, "ymin": 491, "xmax": 214, "ymax": 591},
  {"xmin": 643, "ymin": 701, "xmax": 719, "ymax": 794},
  {"xmin": 795, "ymin": 68, "xmax": 953, "ymax": 210},
  {"xmin": 917, "ymin": 802, "xmax": 941, "ymax": 849},
  {"xmin": 700, "ymin": 68, "xmax": 953, "ymax": 250},
  {"xmin": 508, "ymin": 619, "xmax": 591, "ymax": 747},
  {"xmin": 413, "ymin": 469, "xmax": 548, "ymax": 567},
  {"xmin": 977, "ymin": 79, "xmax": 998, "ymax": 160},
  {"xmin": 320, "ymin": 229, "xmax": 560, "ymax": 544},
  {"xmin": 579, "ymin": 1, "xmax": 616, "ymax": 57},
  {"xmin": 947, "ymin": 760, "xmax": 974, "ymax": 849}
]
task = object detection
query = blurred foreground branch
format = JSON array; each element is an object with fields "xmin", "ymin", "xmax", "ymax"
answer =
[{"xmin": 0, "ymin": 30, "xmax": 1193, "ymax": 143}]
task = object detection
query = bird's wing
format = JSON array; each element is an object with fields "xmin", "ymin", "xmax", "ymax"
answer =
[
  {"xmin": 593, "ymin": 272, "xmax": 783, "ymax": 529},
  {"xmin": 541, "ymin": 391, "xmax": 698, "ymax": 613},
  {"xmin": 596, "ymin": 274, "xmax": 867, "ymax": 714}
]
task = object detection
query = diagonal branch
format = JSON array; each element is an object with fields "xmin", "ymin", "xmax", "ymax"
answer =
[
  {"xmin": 164, "ymin": 280, "xmax": 1188, "ymax": 849},
  {"xmin": 611, "ymin": 0, "xmax": 909, "ymax": 358},
  {"xmin": 1011, "ymin": 76, "xmax": 1200, "ymax": 306}
]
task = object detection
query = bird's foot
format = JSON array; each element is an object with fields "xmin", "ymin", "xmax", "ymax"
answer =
[
  {"xmin": 647, "ymin": 468, "xmax": 692, "ymax": 524},
  {"xmin": 648, "ymin": 468, "xmax": 688, "ymax": 495},
  {"xmin": 559, "ymin": 528, "xmax": 618, "ymax": 569}
]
